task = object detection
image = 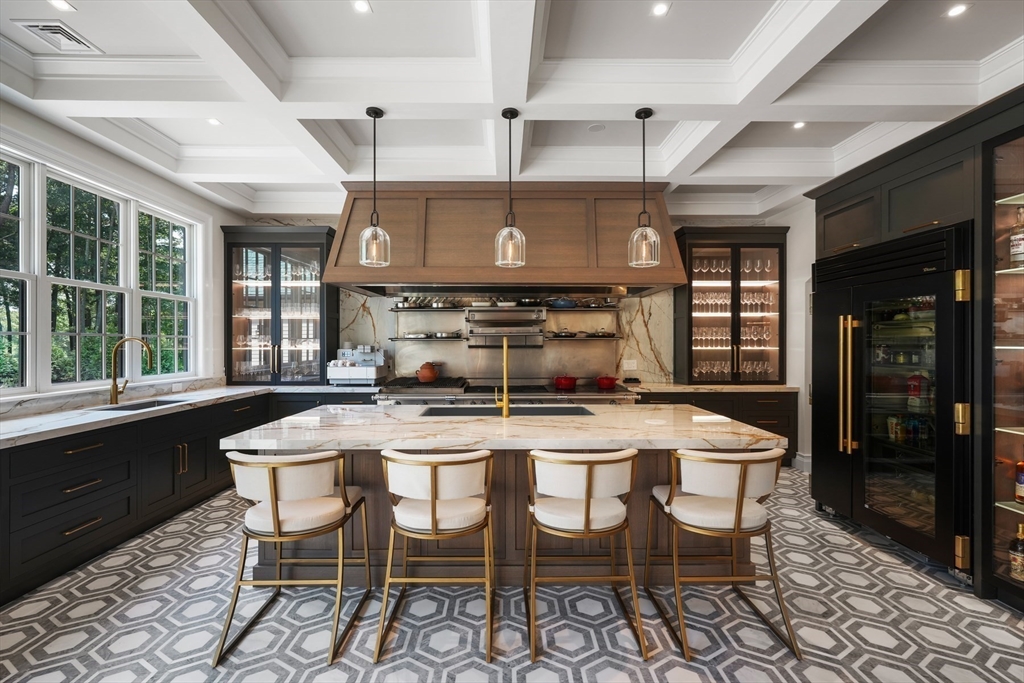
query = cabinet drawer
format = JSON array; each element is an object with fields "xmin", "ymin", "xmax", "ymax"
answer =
[
  {"xmin": 140, "ymin": 406, "xmax": 216, "ymax": 446},
  {"xmin": 636, "ymin": 393, "xmax": 680, "ymax": 404},
  {"xmin": 817, "ymin": 189, "xmax": 880, "ymax": 259},
  {"xmin": 9, "ymin": 491, "xmax": 135, "ymax": 578},
  {"xmin": 743, "ymin": 413, "xmax": 793, "ymax": 430},
  {"xmin": 740, "ymin": 394, "xmax": 797, "ymax": 413},
  {"xmin": 325, "ymin": 393, "xmax": 376, "ymax": 406},
  {"xmin": 10, "ymin": 455, "xmax": 135, "ymax": 531},
  {"xmin": 209, "ymin": 395, "xmax": 270, "ymax": 423},
  {"xmin": 8, "ymin": 425, "xmax": 137, "ymax": 480}
]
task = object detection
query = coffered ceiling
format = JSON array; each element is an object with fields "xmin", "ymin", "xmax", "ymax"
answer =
[{"xmin": 0, "ymin": 0, "xmax": 1021, "ymax": 218}]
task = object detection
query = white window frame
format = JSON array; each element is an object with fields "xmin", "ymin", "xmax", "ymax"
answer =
[{"xmin": 0, "ymin": 141, "xmax": 206, "ymax": 398}]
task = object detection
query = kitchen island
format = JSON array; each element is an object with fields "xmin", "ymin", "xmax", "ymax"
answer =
[{"xmin": 221, "ymin": 403, "xmax": 787, "ymax": 584}]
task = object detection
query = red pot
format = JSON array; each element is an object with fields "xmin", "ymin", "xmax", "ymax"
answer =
[
  {"xmin": 553, "ymin": 375, "xmax": 577, "ymax": 391},
  {"xmin": 595, "ymin": 376, "xmax": 618, "ymax": 390}
]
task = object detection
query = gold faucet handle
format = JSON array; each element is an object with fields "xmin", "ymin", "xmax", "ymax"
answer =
[
  {"xmin": 118, "ymin": 378, "xmax": 129, "ymax": 395},
  {"xmin": 493, "ymin": 387, "xmax": 503, "ymax": 407}
]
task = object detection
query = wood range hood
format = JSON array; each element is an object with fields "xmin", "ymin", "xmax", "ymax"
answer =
[{"xmin": 323, "ymin": 182, "xmax": 687, "ymax": 298}]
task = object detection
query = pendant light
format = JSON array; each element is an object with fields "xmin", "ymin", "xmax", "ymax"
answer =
[
  {"xmin": 629, "ymin": 107, "xmax": 660, "ymax": 268},
  {"xmin": 496, "ymin": 107, "xmax": 525, "ymax": 267},
  {"xmin": 359, "ymin": 106, "xmax": 390, "ymax": 267}
]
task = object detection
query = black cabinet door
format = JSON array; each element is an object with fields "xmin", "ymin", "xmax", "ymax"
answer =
[
  {"xmin": 179, "ymin": 434, "xmax": 210, "ymax": 498},
  {"xmin": 882, "ymin": 148, "xmax": 974, "ymax": 238},
  {"xmin": 271, "ymin": 395, "xmax": 323, "ymax": 420},
  {"xmin": 816, "ymin": 189, "xmax": 881, "ymax": 260},
  {"xmin": 690, "ymin": 396, "xmax": 738, "ymax": 419},
  {"xmin": 139, "ymin": 444, "xmax": 182, "ymax": 517},
  {"xmin": 810, "ymin": 286, "xmax": 853, "ymax": 515}
]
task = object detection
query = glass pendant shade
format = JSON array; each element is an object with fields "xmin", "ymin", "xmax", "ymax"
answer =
[
  {"xmin": 495, "ymin": 225, "xmax": 526, "ymax": 268},
  {"xmin": 359, "ymin": 225, "xmax": 390, "ymax": 267},
  {"xmin": 628, "ymin": 226, "xmax": 660, "ymax": 267}
]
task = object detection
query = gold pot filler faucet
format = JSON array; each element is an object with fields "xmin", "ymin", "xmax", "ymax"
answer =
[
  {"xmin": 109, "ymin": 337, "xmax": 154, "ymax": 404},
  {"xmin": 493, "ymin": 336, "xmax": 510, "ymax": 419}
]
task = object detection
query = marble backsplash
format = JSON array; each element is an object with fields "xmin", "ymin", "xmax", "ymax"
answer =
[
  {"xmin": 0, "ymin": 376, "xmax": 227, "ymax": 420},
  {"xmin": 339, "ymin": 290, "xmax": 675, "ymax": 383}
]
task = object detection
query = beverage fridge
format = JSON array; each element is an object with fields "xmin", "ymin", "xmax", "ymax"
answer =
[{"xmin": 811, "ymin": 223, "xmax": 972, "ymax": 570}]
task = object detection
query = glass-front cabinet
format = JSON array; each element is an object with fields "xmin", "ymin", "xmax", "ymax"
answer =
[
  {"xmin": 989, "ymin": 133, "xmax": 1024, "ymax": 598},
  {"xmin": 677, "ymin": 227, "xmax": 787, "ymax": 384},
  {"xmin": 223, "ymin": 227, "xmax": 338, "ymax": 385}
]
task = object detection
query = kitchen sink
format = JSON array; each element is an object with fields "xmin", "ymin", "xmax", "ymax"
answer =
[
  {"xmin": 90, "ymin": 399, "xmax": 187, "ymax": 411},
  {"xmin": 418, "ymin": 406, "xmax": 594, "ymax": 417}
]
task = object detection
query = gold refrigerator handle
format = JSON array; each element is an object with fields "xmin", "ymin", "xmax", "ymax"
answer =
[
  {"xmin": 846, "ymin": 316, "xmax": 860, "ymax": 454},
  {"xmin": 838, "ymin": 316, "xmax": 845, "ymax": 452}
]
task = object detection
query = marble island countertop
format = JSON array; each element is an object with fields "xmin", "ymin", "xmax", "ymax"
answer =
[
  {"xmin": 629, "ymin": 383, "xmax": 799, "ymax": 393},
  {"xmin": 219, "ymin": 404, "xmax": 787, "ymax": 452}
]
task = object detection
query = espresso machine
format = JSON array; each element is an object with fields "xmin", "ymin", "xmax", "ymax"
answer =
[{"xmin": 327, "ymin": 344, "xmax": 389, "ymax": 385}]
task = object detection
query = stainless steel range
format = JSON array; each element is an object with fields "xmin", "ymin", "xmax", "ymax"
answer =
[{"xmin": 375, "ymin": 377, "xmax": 637, "ymax": 406}]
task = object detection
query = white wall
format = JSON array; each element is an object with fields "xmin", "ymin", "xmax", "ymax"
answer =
[
  {"xmin": 768, "ymin": 198, "xmax": 816, "ymax": 467},
  {"xmin": 0, "ymin": 100, "xmax": 245, "ymax": 388}
]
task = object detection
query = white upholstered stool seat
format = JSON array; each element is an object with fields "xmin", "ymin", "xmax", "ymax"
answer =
[
  {"xmin": 245, "ymin": 486, "xmax": 364, "ymax": 535},
  {"xmin": 651, "ymin": 485, "xmax": 767, "ymax": 531},
  {"xmin": 394, "ymin": 496, "xmax": 486, "ymax": 531},
  {"xmin": 533, "ymin": 496, "xmax": 626, "ymax": 532}
]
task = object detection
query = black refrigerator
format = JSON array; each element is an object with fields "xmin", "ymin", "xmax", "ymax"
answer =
[{"xmin": 811, "ymin": 223, "xmax": 972, "ymax": 570}]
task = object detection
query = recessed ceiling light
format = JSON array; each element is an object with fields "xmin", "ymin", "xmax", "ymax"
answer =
[
  {"xmin": 947, "ymin": 4, "xmax": 968, "ymax": 17},
  {"xmin": 587, "ymin": 123, "xmax": 606, "ymax": 133},
  {"xmin": 207, "ymin": 119, "xmax": 222, "ymax": 126},
  {"xmin": 48, "ymin": 0, "xmax": 76, "ymax": 11},
  {"xmin": 353, "ymin": 0, "xmax": 372, "ymax": 13},
  {"xmin": 793, "ymin": 122, "xmax": 806, "ymax": 129},
  {"xmin": 652, "ymin": 3, "xmax": 670, "ymax": 17}
]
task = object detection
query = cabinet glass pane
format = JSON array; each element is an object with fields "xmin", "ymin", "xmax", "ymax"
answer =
[
  {"xmin": 863, "ymin": 296, "xmax": 938, "ymax": 537},
  {"xmin": 279, "ymin": 246, "xmax": 321, "ymax": 383},
  {"xmin": 992, "ymin": 134, "xmax": 1024, "ymax": 586},
  {"xmin": 690, "ymin": 247, "xmax": 732, "ymax": 382},
  {"xmin": 230, "ymin": 246, "xmax": 272, "ymax": 382},
  {"xmin": 738, "ymin": 247, "xmax": 780, "ymax": 382}
]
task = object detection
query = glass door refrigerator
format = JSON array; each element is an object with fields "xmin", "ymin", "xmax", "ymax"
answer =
[
  {"xmin": 680, "ymin": 228, "xmax": 787, "ymax": 385},
  {"xmin": 981, "ymin": 130, "xmax": 1024, "ymax": 608},
  {"xmin": 812, "ymin": 223, "xmax": 972, "ymax": 568},
  {"xmin": 223, "ymin": 227, "xmax": 339, "ymax": 385}
]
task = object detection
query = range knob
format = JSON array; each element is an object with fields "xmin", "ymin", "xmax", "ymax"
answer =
[
  {"xmin": 608, "ymin": 400, "xmax": 618, "ymax": 405},
  {"xmin": 394, "ymin": 400, "xmax": 402, "ymax": 405}
]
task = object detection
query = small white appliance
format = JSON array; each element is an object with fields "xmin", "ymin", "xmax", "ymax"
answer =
[{"xmin": 327, "ymin": 345, "xmax": 388, "ymax": 385}]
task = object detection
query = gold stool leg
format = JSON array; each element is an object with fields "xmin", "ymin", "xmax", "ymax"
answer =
[
  {"xmin": 623, "ymin": 522, "xmax": 649, "ymax": 660},
  {"xmin": 211, "ymin": 534, "xmax": 248, "ymax": 667},
  {"xmin": 671, "ymin": 526, "xmax": 693, "ymax": 661},
  {"xmin": 529, "ymin": 520, "xmax": 539, "ymax": 663},
  {"xmin": 327, "ymin": 525, "xmax": 345, "ymax": 665},
  {"xmin": 643, "ymin": 499, "xmax": 656, "ymax": 595},
  {"xmin": 361, "ymin": 503, "xmax": 372, "ymax": 591},
  {"xmin": 484, "ymin": 517, "xmax": 493, "ymax": 663},
  {"xmin": 373, "ymin": 526, "xmax": 397, "ymax": 663},
  {"xmin": 522, "ymin": 512, "xmax": 532, "ymax": 613},
  {"xmin": 766, "ymin": 527, "xmax": 802, "ymax": 660}
]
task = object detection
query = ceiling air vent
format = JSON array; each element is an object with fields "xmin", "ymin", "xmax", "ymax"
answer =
[{"xmin": 12, "ymin": 20, "xmax": 102, "ymax": 54}]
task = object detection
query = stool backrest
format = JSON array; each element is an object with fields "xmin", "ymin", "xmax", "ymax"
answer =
[
  {"xmin": 381, "ymin": 450, "xmax": 493, "ymax": 534},
  {"xmin": 671, "ymin": 448, "xmax": 784, "ymax": 501},
  {"xmin": 528, "ymin": 449, "xmax": 638, "ymax": 501},
  {"xmin": 227, "ymin": 450, "xmax": 345, "ymax": 537}
]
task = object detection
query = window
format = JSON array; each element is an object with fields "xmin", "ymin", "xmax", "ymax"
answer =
[
  {"xmin": 1, "ymin": 157, "xmax": 27, "ymax": 389},
  {"xmin": 50, "ymin": 285, "xmax": 124, "ymax": 383},
  {"xmin": 1, "ymin": 159, "xmax": 20, "ymax": 271},
  {"xmin": 138, "ymin": 209, "xmax": 193, "ymax": 376},
  {"xmin": 0, "ymin": 278, "xmax": 25, "ymax": 388},
  {"xmin": 46, "ymin": 178, "xmax": 120, "ymax": 285}
]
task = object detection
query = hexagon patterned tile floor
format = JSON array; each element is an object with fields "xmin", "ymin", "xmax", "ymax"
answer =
[{"xmin": 1, "ymin": 469, "xmax": 1021, "ymax": 682}]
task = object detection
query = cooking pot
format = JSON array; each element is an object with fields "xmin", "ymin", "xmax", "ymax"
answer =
[
  {"xmin": 518, "ymin": 298, "xmax": 542, "ymax": 307},
  {"xmin": 595, "ymin": 376, "xmax": 618, "ymax": 390},
  {"xmin": 551, "ymin": 328, "xmax": 578, "ymax": 338},
  {"xmin": 580, "ymin": 298, "xmax": 605, "ymax": 309},
  {"xmin": 432, "ymin": 330, "xmax": 462, "ymax": 339},
  {"xmin": 553, "ymin": 375, "xmax": 577, "ymax": 391},
  {"xmin": 545, "ymin": 297, "xmax": 577, "ymax": 309},
  {"xmin": 416, "ymin": 362, "xmax": 440, "ymax": 383}
]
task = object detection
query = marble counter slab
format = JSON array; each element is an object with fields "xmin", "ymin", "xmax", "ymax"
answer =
[
  {"xmin": 0, "ymin": 387, "xmax": 273, "ymax": 450},
  {"xmin": 630, "ymin": 383, "xmax": 799, "ymax": 393},
  {"xmin": 219, "ymin": 404, "xmax": 787, "ymax": 452},
  {"xmin": 274, "ymin": 385, "xmax": 382, "ymax": 394}
]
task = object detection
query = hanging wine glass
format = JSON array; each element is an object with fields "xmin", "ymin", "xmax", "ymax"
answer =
[
  {"xmin": 743, "ymin": 259, "xmax": 752, "ymax": 275},
  {"xmin": 754, "ymin": 259, "xmax": 763, "ymax": 275},
  {"xmin": 764, "ymin": 258, "xmax": 772, "ymax": 275}
]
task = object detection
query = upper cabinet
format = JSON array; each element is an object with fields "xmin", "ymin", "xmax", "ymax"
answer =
[{"xmin": 222, "ymin": 226, "xmax": 339, "ymax": 385}]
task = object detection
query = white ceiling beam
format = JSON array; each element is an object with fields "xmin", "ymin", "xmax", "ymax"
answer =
[{"xmin": 485, "ymin": 0, "xmax": 536, "ymax": 178}]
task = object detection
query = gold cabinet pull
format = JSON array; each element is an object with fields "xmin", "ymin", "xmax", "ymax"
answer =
[
  {"xmin": 63, "ymin": 517, "xmax": 102, "ymax": 536},
  {"xmin": 845, "ymin": 316, "xmax": 860, "ymax": 453},
  {"xmin": 757, "ymin": 399, "xmax": 779, "ymax": 403},
  {"xmin": 233, "ymin": 405, "xmax": 252, "ymax": 413},
  {"xmin": 838, "ymin": 316, "xmax": 845, "ymax": 452},
  {"xmin": 756, "ymin": 420, "xmax": 779, "ymax": 425},
  {"xmin": 341, "ymin": 401, "xmax": 364, "ymax": 405},
  {"xmin": 648, "ymin": 400, "xmax": 671, "ymax": 404},
  {"xmin": 903, "ymin": 220, "xmax": 940, "ymax": 233},
  {"xmin": 62, "ymin": 478, "xmax": 103, "ymax": 494},
  {"xmin": 175, "ymin": 444, "xmax": 183, "ymax": 475},
  {"xmin": 831, "ymin": 242, "xmax": 859, "ymax": 254},
  {"xmin": 183, "ymin": 442, "xmax": 189, "ymax": 474},
  {"xmin": 64, "ymin": 442, "xmax": 104, "ymax": 455}
]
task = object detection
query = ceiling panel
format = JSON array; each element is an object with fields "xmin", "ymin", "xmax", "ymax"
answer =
[
  {"xmin": 248, "ymin": 0, "xmax": 476, "ymax": 58},
  {"xmin": 543, "ymin": 0, "xmax": 775, "ymax": 60},
  {"xmin": 725, "ymin": 122, "xmax": 869, "ymax": 148},
  {"xmin": 245, "ymin": 183, "xmax": 340, "ymax": 193},
  {"xmin": 530, "ymin": 120, "xmax": 678, "ymax": 147},
  {"xmin": 825, "ymin": 0, "xmax": 1024, "ymax": 61},
  {"xmin": 138, "ymin": 118, "xmax": 291, "ymax": 147},
  {"xmin": 0, "ymin": 0, "xmax": 195, "ymax": 56},
  {"xmin": 337, "ymin": 119, "xmax": 486, "ymax": 147},
  {"xmin": 671, "ymin": 185, "xmax": 768, "ymax": 195}
]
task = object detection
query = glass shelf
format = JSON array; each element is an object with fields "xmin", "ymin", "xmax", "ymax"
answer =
[{"xmin": 996, "ymin": 501, "xmax": 1024, "ymax": 514}]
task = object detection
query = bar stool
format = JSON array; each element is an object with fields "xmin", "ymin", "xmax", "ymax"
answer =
[
  {"xmin": 374, "ymin": 449, "xmax": 495, "ymax": 663},
  {"xmin": 642, "ymin": 447, "xmax": 801, "ymax": 661},
  {"xmin": 524, "ymin": 449, "xmax": 648, "ymax": 662},
  {"xmin": 212, "ymin": 450, "xmax": 372, "ymax": 667}
]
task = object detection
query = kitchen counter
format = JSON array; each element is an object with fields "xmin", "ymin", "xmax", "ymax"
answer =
[
  {"xmin": 219, "ymin": 403, "xmax": 787, "ymax": 451},
  {"xmin": 630, "ymin": 383, "xmax": 799, "ymax": 393}
]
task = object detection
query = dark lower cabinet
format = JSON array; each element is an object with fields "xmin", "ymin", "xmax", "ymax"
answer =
[
  {"xmin": 270, "ymin": 392, "xmax": 377, "ymax": 419},
  {"xmin": 1, "ymin": 393, "xmax": 270, "ymax": 605},
  {"xmin": 636, "ymin": 390, "xmax": 799, "ymax": 462}
]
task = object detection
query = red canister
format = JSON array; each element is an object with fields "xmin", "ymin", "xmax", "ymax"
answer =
[{"xmin": 906, "ymin": 374, "xmax": 930, "ymax": 397}]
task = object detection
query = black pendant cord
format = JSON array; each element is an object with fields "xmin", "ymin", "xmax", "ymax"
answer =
[
  {"xmin": 636, "ymin": 107, "xmax": 653, "ymax": 228},
  {"xmin": 502, "ymin": 108, "xmax": 519, "ymax": 228},
  {"xmin": 367, "ymin": 107, "xmax": 383, "ymax": 227}
]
